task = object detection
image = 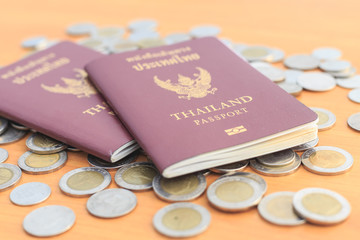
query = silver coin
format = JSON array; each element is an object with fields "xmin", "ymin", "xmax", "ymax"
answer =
[
  {"xmin": 218, "ymin": 171, "xmax": 267, "ymax": 196},
  {"xmin": 220, "ymin": 38, "xmax": 233, "ymax": 49},
  {"xmin": 87, "ymin": 188, "xmax": 137, "ymax": 218},
  {"xmin": 36, "ymin": 39, "xmax": 60, "ymax": 51},
  {"xmin": 59, "ymin": 167, "xmax": 111, "ymax": 197},
  {"xmin": 210, "ymin": 160, "xmax": 249, "ymax": 174},
  {"xmin": 23, "ymin": 205, "xmax": 76, "ymax": 237},
  {"xmin": 277, "ymin": 82, "xmax": 303, "ymax": 96},
  {"xmin": 0, "ymin": 117, "xmax": 9, "ymax": 135},
  {"xmin": 189, "ymin": 25, "xmax": 221, "ymax": 38},
  {"xmin": 153, "ymin": 172, "xmax": 206, "ymax": 202},
  {"xmin": 250, "ymin": 152, "xmax": 301, "ymax": 176},
  {"xmin": 310, "ymin": 107, "xmax": 336, "ymax": 131},
  {"xmin": 348, "ymin": 88, "xmax": 360, "ymax": 103},
  {"xmin": 10, "ymin": 121, "xmax": 30, "ymax": 131},
  {"xmin": 329, "ymin": 66, "xmax": 356, "ymax": 78},
  {"xmin": 77, "ymin": 37, "xmax": 109, "ymax": 54},
  {"xmin": 292, "ymin": 137, "xmax": 319, "ymax": 151},
  {"xmin": 251, "ymin": 62, "xmax": 285, "ymax": 82},
  {"xmin": 164, "ymin": 33, "xmax": 192, "ymax": 45},
  {"xmin": 0, "ymin": 126, "xmax": 27, "ymax": 144},
  {"xmin": 0, "ymin": 148, "xmax": 8, "ymax": 163},
  {"xmin": 128, "ymin": 31, "xmax": 160, "ymax": 42},
  {"xmin": 18, "ymin": 151, "xmax": 67, "ymax": 174},
  {"xmin": 241, "ymin": 46, "xmax": 272, "ymax": 62},
  {"xmin": 153, "ymin": 202, "xmax": 211, "ymax": 238},
  {"xmin": 312, "ymin": 47, "xmax": 342, "ymax": 61},
  {"xmin": 297, "ymin": 72, "xmax": 336, "ymax": 91},
  {"xmin": 207, "ymin": 176, "xmax": 263, "ymax": 212},
  {"xmin": 320, "ymin": 60, "xmax": 351, "ymax": 72},
  {"xmin": 109, "ymin": 39, "xmax": 139, "ymax": 53},
  {"xmin": 0, "ymin": 163, "xmax": 22, "ymax": 191},
  {"xmin": 257, "ymin": 149, "xmax": 296, "ymax": 167},
  {"xmin": 115, "ymin": 162, "xmax": 158, "ymax": 191},
  {"xmin": 347, "ymin": 112, "xmax": 360, "ymax": 131},
  {"xmin": 284, "ymin": 54, "xmax": 320, "ymax": 70},
  {"xmin": 293, "ymin": 188, "xmax": 351, "ymax": 225},
  {"xmin": 26, "ymin": 132, "xmax": 66, "ymax": 154},
  {"xmin": 10, "ymin": 182, "xmax": 51, "ymax": 206},
  {"xmin": 284, "ymin": 69, "xmax": 303, "ymax": 84},
  {"xmin": 336, "ymin": 75, "xmax": 360, "ymax": 89},
  {"xmin": 257, "ymin": 191, "xmax": 305, "ymax": 226},
  {"xmin": 267, "ymin": 47, "xmax": 285, "ymax": 63},
  {"xmin": 301, "ymin": 146, "xmax": 353, "ymax": 175},
  {"xmin": 21, "ymin": 36, "xmax": 48, "ymax": 49},
  {"xmin": 88, "ymin": 150, "xmax": 138, "ymax": 170},
  {"xmin": 66, "ymin": 22, "xmax": 97, "ymax": 36},
  {"xmin": 92, "ymin": 26, "xmax": 125, "ymax": 40},
  {"xmin": 128, "ymin": 19, "xmax": 158, "ymax": 32}
]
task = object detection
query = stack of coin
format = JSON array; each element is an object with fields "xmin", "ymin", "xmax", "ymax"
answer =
[
  {"xmin": 250, "ymin": 149, "xmax": 301, "ymax": 176},
  {"xmin": 210, "ymin": 160, "xmax": 249, "ymax": 174},
  {"xmin": 207, "ymin": 172, "xmax": 267, "ymax": 212},
  {"xmin": 0, "ymin": 117, "xmax": 27, "ymax": 145}
]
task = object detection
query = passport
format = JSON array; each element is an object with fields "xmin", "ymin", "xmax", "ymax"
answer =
[
  {"xmin": 0, "ymin": 41, "xmax": 138, "ymax": 161},
  {"xmin": 85, "ymin": 37, "xmax": 318, "ymax": 178}
]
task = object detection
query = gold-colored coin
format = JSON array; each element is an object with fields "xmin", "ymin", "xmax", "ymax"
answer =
[
  {"xmin": 0, "ymin": 163, "xmax": 22, "ymax": 191},
  {"xmin": 215, "ymin": 181, "xmax": 254, "ymax": 203},
  {"xmin": 67, "ymin": 171, "xmax": 104, "ymax": 191},
  {"xmin": 18, "ymin": 151, "xmax": 67, "ymax": 174},
  {"xmin": 26, "ymin": 133, "xmax": 66, "ymax": 154},
  {"xmin": 0, "ymin": 167, "xmax": 13, "ymax": 185},
  {"xmin": 301, "ymin": 146, "xmax": 353, "ymax": 175},
  {"xmin": 162, "ymin": 208, "xmax": 202, "ymax": 231},
  {"xmin": 160, "ymin": 174, "xmax": 199, "ymax": 196},
  {"xmin": 310, "ymin": 107, "xmax": 336, "ymax": 131},
  {"xmin": 25, "ymin": 153, "xmax": 60, "ymax": 168},
  {"xmin": 302, "ymin": 193, "xmax": 342, "ymax": 216},
  {"xmin": 241, "ymin": 46, "xmax": 271, "ymax": 61}
]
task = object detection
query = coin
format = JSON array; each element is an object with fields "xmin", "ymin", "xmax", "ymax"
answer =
[
  {"xmin": 189, "ymin": 25, "xmax": 221, "ymax": 38},
  {"xmin": 138, "ymin": 38, "xmax": 165, "ymax": 49},
  {"xmin": 320, "ymin": 60, "xmax": 351, "ymax": 72},
  {"xmin": 115, "ymin": 162, "xmax": 158, "ymax": 191},
  {"xmin": 87, "ymin": 150, "xmax": 138, "ymax": 170},
  {"xmin": 66, "ymin": 22, "xmax": 97, "ymax": 36},
  {"xmin": 348, "ymin": 88, "xmax": 360, "ymax": 103},
  {"xmin": 312, "ymin": 47, "xmax": 342, "ymax": 61},
  {"xmin": 26, "ymin": 132, "xmax": 66, "ymax": 154},
  {"xmin": 10, "ymin": 182, "xmax": 51, "ymax": 206},
  {"xmin": 267, "ymin": 47, "xmax": 285, "ymax": 63},
  {"xmin": 293, "ymin": 188, "xmax": 351, "ymax": 225},
  {"xmin": 0, "ymin": 163, "xmax": 22, "ymax": 191},
  {"xmin": 128, "ymin": 19, "xmax": 158, "ymax": 32},
  {"xmin": 128, "ymin": 31, "xmax": 160, "ymax": 42},
  {"xmin": 218, "ymin": 171, "xmax": 267, "ymax": 195},
  {"xmin": 207, "ymin": 176, "xmax": 263, "ymax": 212},
  {"xmin": 329, "ymin": 66, "xmax": 356, "ymax": 78},
  {"xmin": 0, "ymin": 126, "xmax": 27, "ymax": 144},
  {"xmin": 336, "ymin": 75, "xmax": 360, "ymax": 89},
  {"xmin": 347, "ymin": 112, "xmax": 360, "ymax": 131},
  {"xmin": 241, "ymin": 46, "xmax": 272, "ymax": 62},
  {"xmin": 164, "ymin": 33, "xmax": 192, "ymax": 45},
  {"xmin": 210, "ymin": 160, "xmax": 249, "ymax": 174},
  {"xmin": 0, "ymin": 148, "xmax": 8, "ymax": 163},
  {"xmin": 23, "ymin": 205, "xmax": 75, "ymax": 237},
  {"xmin": 59, "ymin": 167, "xmax": 111, "ymax": 197},
  {"xmin": 301, "ymin": 146, "xmax": 353, "ymax": 175},
  {"xmin": 257, "ymin": 191, "xmax": 305, "ymax": 226},
  {"xmin": 110, "ymin": 39, "xmax": 139, "ymax": 53},
  {"xmin": 277, "ymin": 82, "xmax": 303, "ymax": 96},
  {"xmin": 284, "ymin": 54, "xmax": 320, "ymax": 70},
  {"xmin": 21, "ymin": 36, "xmax": 48, "ymax": 49},
  {"xmin": 93, "ymin": 26, "xmax": 125, "ymax": 40},
  {"xmin": 153, "ymin": 172, "xmax": 206, "ymax": 202},
  {"xmin": 257, "ymin": 149, "xmax": 296, "ymax": 167},
  {"xmin": 153, "ymin": 202, "xmax": 211, "ymax": 238},
  {"xmin": 67, "ymin": 146, "xmax": 81, "ymax": 152},
  {"xmin": 77, "ymin": 37, "xmax": 109, "ymax": 54},
  {"xmin": 284, "ymin": 69, "xmax": 303, "ymax": 84},
  {"xmin": 0, "ymin": 117, "xmax": 9, "ymax": 135},
  {"xmin": 87, "ymin": 188, "xmax": 137, "ymax": 218},
  {"xmin": 18, "ymin": 151, "xmax": 67, "ymax": 174},
  {"xmin": 310, "ymin": 107, "xmax": 336, "ymax": 131},
  {"xmin": 297, "ymin": 72, "xmax": 336, "ymax": 91},
  {"xmin": 250, "ymin": 152, "xmax": 301, "ymax": 176},
  {"xmin": 10, "ymin": 121, "xmax": 30, "ymax": 131},
  {"xmin": 251, "ymin": 62, "xmax": 285, "ymax": 82},
  {"xmin": 220, "ymin": 38, "xmax": 233, "ymax": 49},
  {"xmin": 292, "ymin": 137, "xmax": 319, "ymax": 151}
]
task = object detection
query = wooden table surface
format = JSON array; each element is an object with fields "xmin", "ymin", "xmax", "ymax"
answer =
[{"xmin": 0, "ymin": 0, "xmax": 359, "ymax": 239}]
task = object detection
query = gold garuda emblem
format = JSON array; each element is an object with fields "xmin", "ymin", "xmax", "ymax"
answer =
[
  {"xmin": 154, "ymin": 67, "xmax": 217, "ymax": 100},
  {"xmin": 41, "ymin": 68, "xmax": 97, "ymax": 98}
]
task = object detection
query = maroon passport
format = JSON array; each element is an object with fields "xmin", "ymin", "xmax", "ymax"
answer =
[
  {"xmin": 0, "ymin": 41, "xmax": 138, "ymax": 161},
  {"xmin": 86, "ymin": 37, "xmax": 318, "ymax": 177}
]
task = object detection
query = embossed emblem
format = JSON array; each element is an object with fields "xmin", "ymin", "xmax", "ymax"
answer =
[
  {"xmin": 225, "ymin": 126, "xmax": 247, "ymax": 136},
  {"xmin": 41, "ymin": 68, "xmax": 97, "ymax": 98},
  {"xmin": 154, "ymin": 67, "xmax": 217, "ymax": 100}
]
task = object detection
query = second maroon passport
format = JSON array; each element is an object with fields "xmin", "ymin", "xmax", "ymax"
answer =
[{"xmin": 0, "ymin": 41, "xmax": 138, "ymax": 161}]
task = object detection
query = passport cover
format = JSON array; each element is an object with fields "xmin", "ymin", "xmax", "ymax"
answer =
[
  {"xmin": 85, "ymin": 37, "xmax": 318, "ymax": 176},
  {"xmin": 0, "ymin": 41, "xmax": 137, "ymax": 161}
]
